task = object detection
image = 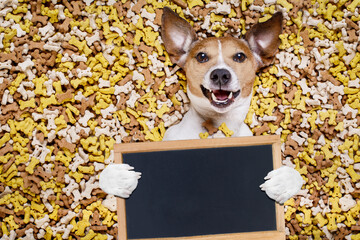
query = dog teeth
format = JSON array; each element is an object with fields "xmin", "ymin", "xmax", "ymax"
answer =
[
  {"xmin": 211, "ymin": 92, "xmax": 217, "ymax": 101},
  {"xmin": 228, "ymin": 92, "xmax": 233, "ymax": 99}
]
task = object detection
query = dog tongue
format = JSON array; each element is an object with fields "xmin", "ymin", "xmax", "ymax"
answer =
[{"xmin": 213, "ymin": 90, "xmax": 229, "ymax": 101}]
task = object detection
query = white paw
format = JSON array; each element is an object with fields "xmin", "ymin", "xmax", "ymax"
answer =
[
  {"xmin": 99, "ymin": 163, "xmax": 141, "ymax": 198},
  {"xmin": 260, "ymin": 166, "xmax": 303, "ymax": 204}
]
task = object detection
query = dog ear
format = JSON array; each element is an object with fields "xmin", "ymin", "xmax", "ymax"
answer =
[
  {"xmin": 245, "ymin": 12, "xmax": 283, "ymax": 69},
  {"xmin": 161, "ymin": 7, "xmax": 198, "ymax": 68}
]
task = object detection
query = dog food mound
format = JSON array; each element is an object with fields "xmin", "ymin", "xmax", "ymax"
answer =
[{"xmin": 0, "ymin": 0, "xmax": 360, "ymax": 239}]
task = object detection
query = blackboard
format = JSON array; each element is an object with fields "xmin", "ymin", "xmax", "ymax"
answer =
[{"xmin": 115, "ymin": 135, "xmax": 285, "ymax": 240}]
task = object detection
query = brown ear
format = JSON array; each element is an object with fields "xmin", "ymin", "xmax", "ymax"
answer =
[
  {"xmin": 161, "ymin": 7, "xmax": 198, "ymax": 68},
  {"xmin": 245, "ymin": 12, "xmax": 283, "ymax": 69}
]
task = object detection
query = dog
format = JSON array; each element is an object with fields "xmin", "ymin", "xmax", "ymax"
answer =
[{"xmin": 99, "ymin": 7, "xmax": 303, "ymax": 204}]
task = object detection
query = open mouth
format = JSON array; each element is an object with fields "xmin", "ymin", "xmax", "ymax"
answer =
[{"xmin": 201, "ymin": 85, "xmax": 241, "ymax": 108}]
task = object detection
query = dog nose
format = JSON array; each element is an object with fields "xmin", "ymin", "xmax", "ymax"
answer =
[{"xmin": 210, "ymin": 69, "xmax": 231, "ymax": 85}]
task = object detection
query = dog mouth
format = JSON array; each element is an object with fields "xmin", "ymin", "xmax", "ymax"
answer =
[{"xmin": 201, "ymin": 85, "xmax": 241, "ymax": 108}]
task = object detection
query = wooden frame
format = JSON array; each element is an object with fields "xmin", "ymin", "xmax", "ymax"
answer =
[{"xmin": 115, "ymin": 135, "xmax": 285, "ymax": 240}]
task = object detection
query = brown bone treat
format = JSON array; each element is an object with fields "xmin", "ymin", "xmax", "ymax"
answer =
[
  {"xmin": 351, "ymin": 225, "xmax": 360, "ymax": 231},
  {"xmin": 154, "ymin": 8, "xmax": 163, "ymax": 25},
  {"xmin": 131, "ymin": 0, "xmax": 146, "ymax": 14},
  {"xmin": 92, "ymin": 188, "xmax": 106, "ymax": 196},
  {"xmin": 56, "ymin": 88, "xmax": 74, "ymax": 103},
  {"xmin": 34, "ymin": 61, "xmax": 48, "ymax": 74},
  {"xmin": 125, "ymin": 32, "xmax": 134, "ymax": 45},
  {"xmin": 133, "ymin": 47, "xmax": 144, "ymax": 62},
  {"xmin": 15, "ymin": 223, "xmax": 36, "ymax": 237},
  {"xmin": 314, "ymin": 172, "xmax": 326, "ymax": 186},
  {"xmin": 0, "ymin": 79, "xmax": 10, "ymax": 94},
  {"xmin": 62, "ymin": 41, "xmax": 78, "ymax": 52},
  {"xmin": 80, "ymin": 196, "xmax": 97, "ymax": 206},
  {"xmin": 14, "ymin": 46, "xmax": 24, "ymax": 63},
  {"xmin": 329, "ymin": 93, "xmax": 342, "ymax": 110},
  {"xmin": 55, "ymin": 199, "xmax": 64, "ymax": 207},
  {"xmin": 298, "ymin": 235, "xmax": 308, "ymax": 240},
  {"xmin": 164, "ymin": 82, "xmax": 180, "ymax": 97},
  {"xmin": 286, "ymin": 222, "xmax": 296, "ymax": 236},
  {"xmin": 335, "ymin": 227, "xmax": 351, "ymax": 240},
  {"xmin": 306, "ymin": 173, "xmax": 317, "ymax": 184},
  {"xmin": 254, "ymin": 123, "xmax": 270, "ymax": 136},
  {"xmin": 202, "ymin": 120, "xmax": 218, "ymax": 135},
  {"xmin": 116, "ymin": 93, "xmax": 127, "ymax": 110},
  {"xmin": 1, "ymin": 102, "xmax": 19, "ymax": 114},
  {"xmin": 54, "ymin": 17, "xmax": 72, "ymax": 33},
  {"xmin": 128, "ymin": 114, "xmax": 139, "ymax": 128},
  {"xmin": 93, "ymin": 41, "xmax": 102, "ymax": 52},
  {"xmin": 79, "ymin": 94, "xmax": 96, "ymax": 115},
  {"xmin": 55, "ymin": 138, "xmax": 77, "ymax": 153},
  {"xmin": 62, "ymin": 0, "xmax": 73, "ymax": 11},
  {"xmin": 300, "ymin": 29, "xmax": 313, "ymax": 47},
  {"xmin": 0, "ymin": 52, "xmax": 17, "ymax": 62},
  {"xmin": 142, "ymin": 68, "xmax": 153, "ymax": 85},
  {"xmin": 320, "ymin": 119, "xmax": 336, "ymax": 138},
  {"xmin": 290, "ymin": 218, "xmax": 302, "ymax": 233},
  {"xmin": 346, "ymin": 18, "xmax": 359, "ymax": 30},
  {"xmin": 71, "ymin": 1, "xmax": 84, "ymax": 17},
  {"xmin": 60, "ymin": 194, "xmax": 73, "ymax": 209},
  {"xmin": 320, "ymin": 71, "xmax": 341, "ymax": 86},
  {"xmin": 273, "ymin": 109, "xmax": 285, "ymax": 125},
  {"xmin": 156, "ymin": 94, "xmax": 167, "ymax": 102},
  {"xmin": 139, "ymin": 42, "xmax": 153, "ymax": 56},
  {"xmin": 28, "ymin": 176, "xmax": 42, "ymax": 194},
  {"xmin": 288, "ymin": 0, "xmax": 303, "ymax": 18},
  {"xmin": 28, "ymin": 41, "xmax": 45, "ymax": 50},
  {"xmin": 130, "ymin": 128, "xmax": 146, "ymax": 141},
  {"xmin": 0, "ymin": 113, "xmax": 12, "ymax": 125},
  {"xmin": 90, "ymin": 210, "xmax": 102, "ymax": 225},
  {"xmin": 91, "ymin": 225, "xmax": 108, "ymax": 231},
  {"xmin": 31, "ymin": 14, "xmax": 48, "ymax": 25},
  {"xmin": 119, "ymin": 73, "xmax": 132, "ymax": 86},
  {"xmin": 348, "ymin": 29, "xmax": 358, "ymax": 42},
  {"xmin": 77, "ymin": 61, "xmax": 88, "ymax": 70},
  {"xmin": 34, "ymin": 166, "xmax": 51, "ymax": 181},
  {"xmin": 288, "ymin": 110, "xmax": 302, "ymax": 129},
  {"xmin": 114, "ymin": 1, "xmax": 126, "ymax": 18},
  {"xmin": 225, "ymin": 19, "xmax": 239, "ymax": 32},
  {"xmin": 2, "ymin": 158, "xmax": 15, "ymax": 174},
  {"xmin": 53, "ymin": 162, "xmax": 67, "ymax": 184},
  {"xmin": 172, "ymin": 0, "xmax": 187, "ymax": 8},
  {"xmin": 0, "ymin": 206, "xmax": 14, "ymax": 219},
  {"xmin": 153, "ymin": 76, "xmax": 165, "ymax": 93},
  {"xmin": 253, "ymin": 0, "xmax": 264, "ymax": 5},
  {"xmin": 309, "ymin": 189, "xmax": 320, "ymax": 207},
  {"xmin": 285, "ymin": 85, "xmax": 298, "ymax": 103},
  {"xmin": 58, "ymin": 208, "xmax": 69, "ymax": 218},
  {"xmin": 29, "ymin": 26, "xmax": 38, "ymax": 37},
  {"xmin": 109, "ymin": 226, "xmax": 118, "ymax": 238}
]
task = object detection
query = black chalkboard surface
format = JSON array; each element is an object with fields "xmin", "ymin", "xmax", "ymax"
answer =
[{"xmin": 115, "ymin": 135, "xmax": 285, "ymax": 240}]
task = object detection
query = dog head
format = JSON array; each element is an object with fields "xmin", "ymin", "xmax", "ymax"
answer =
[{"xmin": 161, "ymin": 7, "xmax": 283, "ymax": 115}]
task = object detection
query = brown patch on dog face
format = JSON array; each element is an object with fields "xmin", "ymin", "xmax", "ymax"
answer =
[
  {"xmin": 219, "ymin": 37, "xmax": 258, "ymax": 98},
  {"xmin": 184, "ymin": 37, "xmax": 258, "ymax": 99},
  {"xmin": 184, "ymin": 37, "xmax": 219, "ymax": 97}
]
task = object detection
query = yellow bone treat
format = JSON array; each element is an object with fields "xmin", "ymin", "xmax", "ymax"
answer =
[
  {"xmin": 25, "ymin": 157, "xmax": 40, "ymax": 174},
  {"xmin": 218, "ymin": 122, "xmax": 234, "ymax": 137}
]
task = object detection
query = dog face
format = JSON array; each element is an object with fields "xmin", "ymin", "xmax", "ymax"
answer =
[{"xmin": 161, "ymin": 7, "xmax": 283, "ymax": 114}]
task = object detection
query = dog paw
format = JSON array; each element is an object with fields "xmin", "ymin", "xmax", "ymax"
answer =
[
  {"xmin": 260, "ymin": 166, "xmax": 303, "ymax": 204},
  {"xmin": 99, "ymin": 163, "xmax": 141, "ymax": 198}
]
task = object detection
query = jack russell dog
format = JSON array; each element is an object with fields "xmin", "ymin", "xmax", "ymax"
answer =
[{"xmin": 99, "ymin": 7, "xmax": 303, "ymax": 204}]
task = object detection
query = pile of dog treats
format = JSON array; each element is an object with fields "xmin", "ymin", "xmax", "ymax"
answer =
[{"xmin": 0, "ymin": 0, "xmax": 359, "ymax": 239}]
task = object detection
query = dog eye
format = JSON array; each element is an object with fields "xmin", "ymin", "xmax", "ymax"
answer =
[
  {"xmin": 196, "ymin": 52, "xmax": 209, "ymax": 63},
  {"xmin": 233, "ymin": 52, "xmax": 246, "ymax": 63}
]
